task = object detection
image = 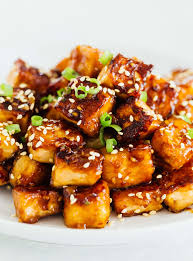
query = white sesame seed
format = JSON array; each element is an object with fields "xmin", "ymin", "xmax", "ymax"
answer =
[
  {"xmin": 142, "ymin": 213, "xmax": 149, "ymax": 217},
  {"xmin": 76, "ymin": 136, "xmax": 80, "ymax": 142},
  {"xmin": 129, "ymin": 144, "xmax": 134, "ymax": 148},
  {"xmin": 77, "ymin": 120, "xmax": 82, "ymax": 126},
  {"xmin": 43, "ymin": 129, "xmax": 47, "ymax": 135},
  {"xmin": 129, "ymin": 115, "xmax": 134, "ymax": 122},
  {"xmin": 181, "ymin": 143, "xmax": 185, "ymax": 149},
  {"xmin": 40, "ymin": 137, "xmax": 44, "ymax": 142},
  {"xmin": 83, "ymin": 162, "xmax": 90, "ymax": 168},
  {"xmin": 118, "ymin": 173, "xmax": 122, "ymax": 178},
  {"xmin": 68, "ymin": 109, "xmax": 73, "ymax": 113},
  {"xmin": 119, "ymin": 148, "xmax": 124, "ymax": 151},
  {"xmin": 121, "ymin": 208, "xmax": 128, "ymax": 214},
  {"xmin": 134, "ymin": 83, "xmax": 139, "ymax": 90},
  {"xmin": 17, "ymin": 114, "xmax": 23, "ymax": 120},
  {"xmin": 29, "ymin": 154, "xmax": 33, "ymax": 159},
  {"xmin": 65, "ymin": 130, "xmax": 70, "ymax": 135},
  {"xmin": 29, "ymin": 134, "xmax": 35, "ymax": 142},
  {"xmin": 8, "ymin": 105, "xmax": 12, "ymax": 111},
  {"xmin": 146, "ymin": 193, "xmax": 151, "ymax": 200},
  {"xmin": 4, "ymin": 140, "xmax": 8, "ymax": 146},
  {"xmin": 128, "ymin": 193, "xmax": 135, "ymax": 197},
  {"xmin": 10, "ymin": 173, "xmax": 14, "ymax": 180},
  {"xmin": 103, "ymin": 87, "xmax": 107, "ymax": 93},
  {"xmin": 153, "ymin": 95, "xmax": 158, "ymax": 102},
  {"xmin": 69, "ymin": 98, "xmax": 75, "ymax": 103},
  {"xmin": 182, "ymin": 101, "xmax": 188, "ymax": 106},
  {"xmin": 149, "ymin": 210, "xmax": 157, "ymax": 215},
  {"xmin": 118, "ymin": 82, "xmax": 124, "ymax": 87},
  {"xmin": 156, "ymin": 174, "xmax": 162, "ymax": 179},
  {"xmin": 136, "ymin": 192, "xmax": 143, "ymax": 199},
  {"xmin": 36, "ymin": 141, "xmax": 42, "ymax": 148},
  {"xmin": 10, "ymin": 138, "xmax": 15, "ymax": 145},
  {"xmin": 118, "ymin": 131, "xmax": 123, "ymax": 135},
  {"xmin": 20, "ymin": 151, "xmax": 27, "ymax": 156},
  {"xmin": 111, "ymin": 149, "xmax": 118, "ymax": 154},
  {"xmin": 70, "ymin": 194, "xmax": 77, "ymax": 204},
  {"xmin": 125, "ymin": 70, "xmax": 130, "ymax": 76},
  {"xmin": 88, "ymin": 155, "xmax": 95, "ymax": 160},
  {"xmin": 162, "ymin": 194, "xmax": 166, "ymax": 200}
]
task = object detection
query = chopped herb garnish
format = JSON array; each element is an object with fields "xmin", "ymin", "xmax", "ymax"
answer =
[
  {"xmin": 140, "ymin": 91, "xmax": 147, "ymax": 103},
  {"xmin": 62, "ymin": 67, "xmax": 79, "ymax": 81},
  {"xmin": 31, "ymin": 115, "xmax": 43, "ymax": 126},
  {"xmin": 100, "ymin": 112, "xmax": 112, "ymax": 127},
  {"xmin": 75, "ymin": 85, "xmax": 87, "ymax": 99},
  {"xmin": 99, "ymin": 51, "xmax": 113, "ymax": 65},
  {"xmin": 106, "ymin": 138, "xmax": 117, "ymax": 153},
  {"xmin": 6, "ymin": 124, "xmax": 21, "ymax": 134},
  {"xmin": 40, "ymin": 94, "xmax": 54, "ymax": 105},
  {"xmin": 188, "ymin": 128, "xmax": 193, "ymax": 139},
  {"xmin": 0, "ymin": 83, "xmax": 13, "ymax": 97}
]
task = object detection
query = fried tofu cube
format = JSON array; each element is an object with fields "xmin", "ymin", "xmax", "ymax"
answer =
[
  {"xmin": 0, "ymin": 87, "xmax": 35, "ymax": 132},
  {"xmin": 152, "ymin": 116, "xmax": 193, "ymax": 170},
  {"xmin": 56, "ymin": 45, "xmax": 104, "ymax": 77},
  {"xmin": 0, "ymin": 164, "xmax": 9, "ymax": 186},
  {"xmin": 13, "ymin": 186, "xmax": 62, "ymax": 224},
  {"xmin": 112, "ymin": 182, "xmax": 163, "ymax": 216},
  {"xmin": 10, "ymin": 154, "xmax": 50, "ymax": 187},
  {"xmin": 26, "ymin": 119, "xmax": 84, "ymax": 163},
  {"xmin": 160, "ymin": 160, "xmax": 193, "ymax": 212},
  {"xmin": 55, "ymin": 77, "xmax": 115, "ymax": 136},
  {"xmin": 0, "ymin": 123, "xmax": 19, "ymax": 162},
  {"xmin": 98, "ymin": 54, "xmax": 153, "ymax": 99},
  {"xmin": 63, "ymin": 180, "xmax": 110, "ymax": 228},
  {"xmin": 116, "ymin": 98, "xmax": 161, "ymax": 142},
  {"xmin": 51, "ymin": 147, "xmax": 103, "ymax": 187},
  {"xmin": 101, "ymin": 144, "xmax": 154, "ymax": 188},
  {"xmin": 144, "ymin": 74, "xmax": 178, "ymax": 118},
  {"xmin": 7, "ymin": 59, "xmax": 49, "ymax": 95}
]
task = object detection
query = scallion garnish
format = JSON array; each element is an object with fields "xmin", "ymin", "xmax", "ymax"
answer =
[
  {"xmin": 106, "ymin": 138, "xmax": 117, "ymax": 153},
  {"xmin": 178, "ymin": 113, "xmax": 192, "ymax": 124},
  {"xmin": 99, "ymin": 51, "xmax": 113, "ymax": 65},
  {"xmin": 75, "ymin": 85, "xmax": 88, "ymax": 99},
  {"xmin": 110, "ymin": 124, "xmax": 122, "ymax": 132},
  {"xmin": 0, "ymin": 83, "xmax": 13, "ymax": 97},
  {"xmin": 62, "ymin": 67, "xmax": 79, "ymax": 81},
  {"xmin": 100, "ymin": 112, "xmax": 112, "ymax": 127},
  {"xmin": 89, "ymin": 78, "xmax": 100, "ymax": 87},
  {"xmin": 57, "ymin": 87, "xmax": 71, "ymax": 97},
  {"xmin": 6, "ymin": 124, "xmax": 21, "ymax": 134},
  {"xmin": 188, "ymin": 128, "xmax": 193, "ymax": 139},
  {"xmin": 140, "ymin": 91, "xmax": 147, "ymax": 103},
  {"xmin": 88, "ymin": 87, "xmax": 101, "ymax": 95},
  {"xmin": 99, "ymin": 127, "xmax": 105, "ymax": 146},
  {"xmin": 40, "ymin": 94, "xmax": 54, "ymax": 105},
  {"xmin": 31, "ymin": 115, "xmax": 43, "ymax": 126}
]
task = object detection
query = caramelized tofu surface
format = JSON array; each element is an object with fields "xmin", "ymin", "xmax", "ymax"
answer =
[
  {"xmin": 0, "ymin": 123, "xmax": 19, "ymax": 162},
  {"xmin": 112, "ymin": 182, "xmax": 163, "ymax": 216},
  {"xmin": 51, "ymin": 147, "xmax": 103, "ymax": 187},
  {"xmin": 7, "ymin": 59, "xmax": 49, "ymax": 95},
  {"xmin": 26, "ymin": 119, "xmax": 84, "ymax": 163},
  {"xmin": 152, "ymin": 117, "xmax": 193, "ymax": 170},
  {"xmin": 63, "ymin": 180, "xmax": 110, "ymax": 228},
  {"xmin": 10, "ymin": 155, "xmax": 50, "ymax": 187},
  {"xmin": 98, "ymin": 54, "xmax": 153, "ymax": 99},
  {"xmin": 159, "ymin": 160, "xmax": 193, "ymax": 212},
  {"xmin": 0, "ymin": 164, "xmax": 9, "ymax": 186},
  {"xmin": 56, "ymin": 45, "xmax": 104, "ymax": 77},
  {"xmin": 0, "ymin": 87, "xmax": 35, "ymax": 132},
  {"xmin": 101, "ymin": 144, "xmax": 154, "ymax": 188},
  {"xmin": 145, "ymin": 75, "xmax": 178, "ymax": 118},
  {"xmin": 13, "ymin": 186, "xmax": 62, "ymax": 224},
  {"xmin": 116, "ymin": 98, "xmax": 161, "ymax": 142},
  {"xmin": 55, "ymin": 77, "xmax": 115, "ymax": 136}
]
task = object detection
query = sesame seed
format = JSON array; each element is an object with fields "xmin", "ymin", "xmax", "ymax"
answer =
[
  {"xmin": 17, "ymin": 114, "xmax": 23, "ymax": 120},
  {"xmin": 111, "ymin": 149, "xmax": 118, "ymax": 154},
  {"xmin": 118, "ymin": 82, "xmax": 124, "ymax": 87},
  {"xmin": 142, "ymin": 213, "xmax": 149, "ymax": 217},
  {"xmin": 76, "ymin": 136, "xmax": 80, "ymax": 142},
  {"xmin": 29, "ymin": 154, "xmax": 33, "ymax": 159},
  {"xmin": 103, "ymin": 87, "xmax": 107, "ymax": 93},
  {"xmin": 153, "ymin": 95, "xmax": 158, "ymax": 102},
  {"xmin": 80, "ymin": 76, "xmax": 85, "ymax": 82},
  {"xmin": 70, "ymin": 194, "xmax": 77, "ymax": 204},
  {"xmin": 128, "ymin": 193, "xmax": 135, "ymax": 197},
  {"xmin": 118, "ymin": 131, "xmax": 123, "ymax": 135},
  {"xmin": 4, "ymin": 140, "xmax": 8, "ymax": 146},
  {"xmin": 77, "ymin": 120, "xmax": 82, "ymax": 126},
  {"xmin": 8, "ymin": 105, "xmax": 12, "ymax": 111},
  {"xmin": 130, "ymin": 157, "xmax": 137, "ymax": 162},
  {"xmin": 125, "ymin": 70, "xmax": 130, "ymax": 76},
  {"xmin": 29, "ymin": 134, "xmax": 35, "ymax": 141},
  {"xmin": 156, "ymin": 174, "xmax": 162, "ymax": 179},
  {"xmin": 119, "ymin": 148, "xmax": 124, "ymax": 151},
  {"xmin": 43, "ymin": 129, "xmax": 47, "ymax": 135},
  {"xmin": 181, "ymin": 143, "xmax": 185, "ymax": 149},
  {"xmin": 69, "ymin": 98, "xmax": 75, "ymax": 103},
  {"xmin": 129, "ymin": 144, "xmax": 134, "ymax": 148},
  {"xmin": 134, "ymin": 83, "xmax": 139, "ymax": 90},
  {"xmin": 68, "ymin": 109, "xmax": 73, "ymax": 113},
  {"xmin": 10, "ymin": 173, "xmax": 14, "ymax": 180},
  {"xmin": 182, "ymin": 101, "xmax": 188, "ymax": 106},
  {"xmin": 43, "ymin": 104, "xmax": 48, "ymax": 110},
  {"xmin": 129, "ymin": 115, "xmax": 134, "ymax": 122},
  {"xmin": 36, "ymin": 141, "xmax": 42, "ymax": 148},
  {"xmin": 65, "ymin": 130, "xmax": 69, "ymax": 135},
  {"xmin": 40, "ymin": 137, "xmax": 44, "ymax": 142},
  {"xmin": 83, "ymin": 162, "xmax": 90, "ymax": 168},
  {"xmin": 20, "ymin": 151, "xmax": 27, "ymax": 156},
  {"xmin": 11, "ymin": 138, "xmax": 15, "ymax": 145},
  {"xmin": 118, "ymin": 173, "xmax": 122, "ymax": 178},
  {"xmin": 136, "ymin": 192, "xmax": 143, "ymax": 199},
  {"xmin": 88, "ymin": 155, "xmax": 95, "ymax": 160},
  {"xmin": 161, "ymin": 194, "xmax": 166, "ymax": 200},
  {"xmin": 146, "ymin": 193, "xmax": 151, "ymax": 200},
  {"xmin": 149, "ymin": 210, "xmax": 156, "ymax": 215},
  {"xmin": 121, "ymin": 208, "xmax": 128, "ymax": 214}
]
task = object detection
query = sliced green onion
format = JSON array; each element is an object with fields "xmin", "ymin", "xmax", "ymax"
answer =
[
  {"xmin": 0, "ymin": 83, "xmax": 13, "ymax": 97},
  {"xmin": 40, "ymin": 94, "xmax": 54, "ymax": 105},
  {"xmin": 99, "ymin": 127, "xmax": 105, "ymax": 146},
  {"xmin": 99, "ymin": 51, "xmax": 113, "ymax": 65},
  {"xmin": 57, "ymin": 87, "xmax": 71, "ymax": 97},
  {"xmin": 88, "ymin": 87, "xmax": 101, "ymax": 95},
  {"xmin": 100, "ymin": 112, "xmax": 112, "ymax": 127},
  {"xmin": 106, "ymin": 138, "xmax": 117, "ymax": 153},
  {"xmin": 6, "ymin": 124, "xmax": 21, "ymax": 134},
  {"xmin": 89, "ymin": 78, "xmax": 100, "ymax": 87},
  {"xmin": 75, "ymin": 85, "xmax": 87, "ymax": 99},
  {"xmin": 62, "ymin": 67, "xmax": 79, "ymax": 81},
  {"xmin": 84, "ymin": 200, "xmax": 90, "ymax": 205},
  {"xmin": 140, "ymin": 91, "xmax": 147, "ymax": 103},
  {"xmin": 188, "ymin": 128, "xmax": 193, "ymax": 139},
  {"xmin": 110, "ymin": 124, "xmax": 122, "ymax": 132},
  {"xmin": 20, "ymin": 136, "xmax": 26, "ymax": 143},
  {"xmin": 31, "ymin": 115, "xmax": 43, "ymax": 126}
]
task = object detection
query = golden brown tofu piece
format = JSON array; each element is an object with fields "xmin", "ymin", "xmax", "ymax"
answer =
[
  {"xmin": 0, "ymin": 87, "xmax": 35, "ymax": 132},
  {"xmin": 101, "ymin": 144, "xmax": 154, "ymax": 188},
  {"xmin": 55, "ymin": 77, "xmax": 115, "ymax": 136},
  {"xmin": 13, "ymin": 186, "xmax": 62, "ymax": 224},
  {"xmin": 112, "ymin": 182, "xmax": 163, "ymax": 216},
  {"xmin": 63, "ymin": 180, "xmax": 110, "ymax": 228},
  {"xmin": 10, "ymin": 155, "xmax": 50, "ymax": 187},
  {"xmin": 152, "ymin": 116, "xmax": 193, "ymax": 170},
  {"xmin": 7, "ymin": 59, "xmax": 49, "ymax": 95},
  {"xmin": 26, "ymin": 119, "xmax": 84, "ymax": 163},
  {"xmin": 56, "ymin": 45, "xmax": 104, "ymax": 77},
  {"xmin": 51, "ymin": 147, "xmax": 103, "ymax": 187},
  {"xmin": 0, "ymin": 123, "xmax": 19, "ymax": 162},
  {"xmin": 160, "ymin": 160, "xmax": 193, "ymax": 212},
  {"xmin": 0, "ymin": 164, "xmax": 9, "ymax": 186},
  {"xmin": 144, "ymin": 74, "xmax": 178, "ymax": 118},
  {"xmin": 98, "ymin": 54, "xmax": 153, "ymax": 99},
  {"xmin": 116, "ymin": 98, "xmax": 161, "ymax": 142}
]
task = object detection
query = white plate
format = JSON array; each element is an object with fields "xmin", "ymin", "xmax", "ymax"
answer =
[{"xmin": 0, "ymin": 46, "xmax": 193, "ymax": 245}]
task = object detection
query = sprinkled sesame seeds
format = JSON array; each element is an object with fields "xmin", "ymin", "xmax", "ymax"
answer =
[
  {"xmin": 43, "ymin": 129, "xmax": 47, "ymax": 135},
  {"xmin": 149, "ymin": 210, "xmax": 157, "ymax": 215},
  {"xmin": 68, "ymin": 109, "xmax": 73, "ymax": 113},
  {"xmin": 83, "ymin": 162, "xmax": 90, "ymax": 168},
  {"xmin": 17, "ymin": 114, "xmax": 23, "ymax": 120},
  {"xmin": 20, "ymin": 151, "xmax": 27, "ymax": 156},
  {"xmin": 111, "ymin": 149, "xmax": 118, "ymax": 154},
  {"xmin": 118, "ymin": 173, "xmax": 122, "ymax": 178},
  {"xmin": 40, "ymin": 137, "xmax": 44, "ymax": 142},
  {"xmin": 70, "ymin": 194, "xmax": 77, "ymax": 204},
  {"xmin": 161, "ymin": 194, "xmax": 166, "ymax": 200},
  {"xmin": 29, "ymin": 154, "xmax": 33, "ymax": 159},
  {"xmin": 156, "ymin": 174, "xmax": 162, "ymax": 179},
  {"xmin": 181, "ymin": 143, "xmax": 185, "ymax": 149},
  {"xmin": 136, "ymin": 192, "xmax": 143, "ymax": 199},
  {"xmin": 69, "ymin": 98, "xmax": 75, "ymax": 103},
  {"xmin": 119, "ymin": 148, "xmax": 124, "ymax": 151},
  {"xmin": 128, "ymin": 193, "xmax": 135, "ymax": 197},
  {"xmin": 36, "ymin": 141, "xmax": 42, "ymax": 148},
  {"xmin": 65, "ymin": 130, "xmax": 69, "ymax": 135},
  {"xmin": 77, "ymin": 120, "xmax": 82, "ymax": 126},
  {"xmin": 29, "ymin": 134, "xmax": 35, "ymax": 141},
  {"xmin": 129, "ymin": 115, "xmax": 134, "ymax": 122},
  {"xmin": 76, "ymin": 136, "xmax": 80, "ymax": 142},
  {"xmin": 118, "ymin": 82, "xmax": 124, "ymax": 87},
  {"xmin": 8, "ymin": 105, "xmax": 12, "ymax": 111}
]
